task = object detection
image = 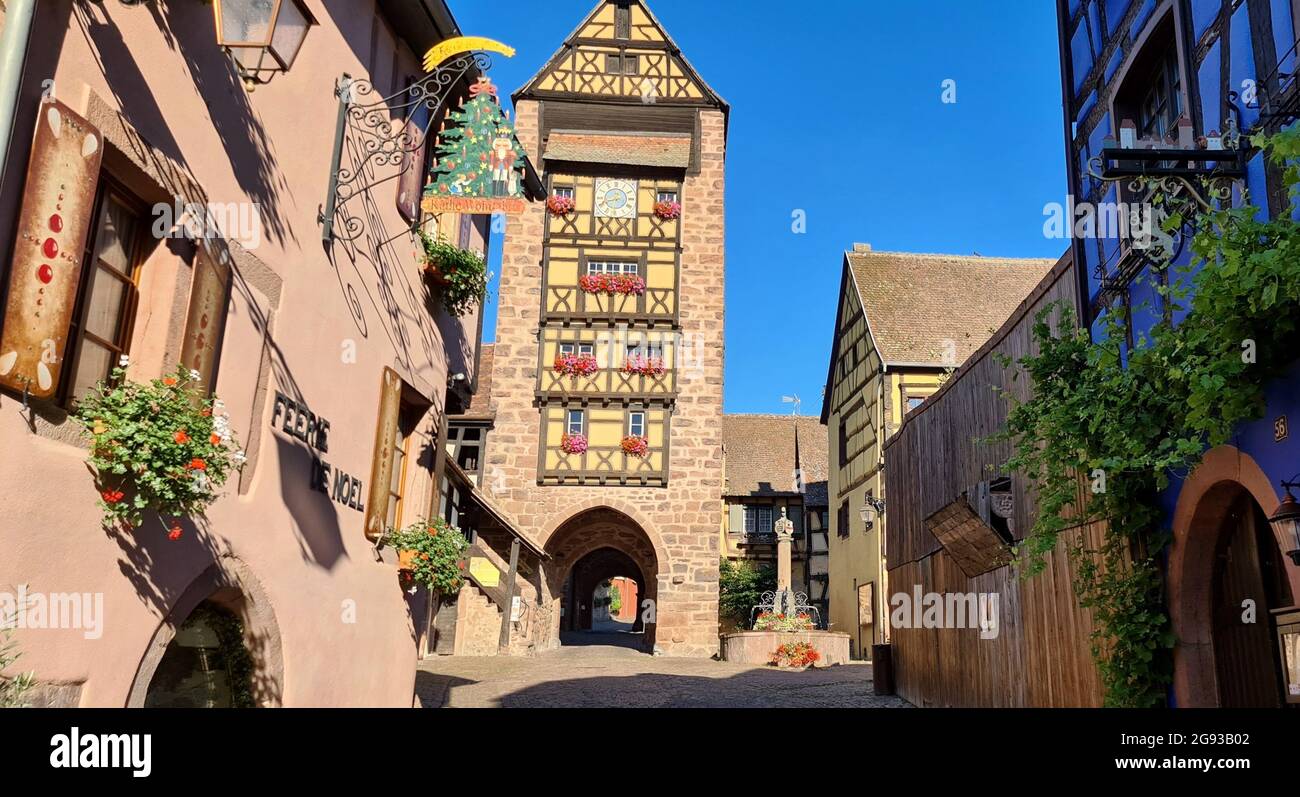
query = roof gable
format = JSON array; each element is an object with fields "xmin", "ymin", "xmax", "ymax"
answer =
[{"xmin": 515, "ymin": 0, "xmax": 727, "ymax": 109}]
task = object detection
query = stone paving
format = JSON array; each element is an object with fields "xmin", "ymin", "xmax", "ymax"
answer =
[{"xmin": 415, "ymin": 633, "xmax": 913, "ymax": 708}]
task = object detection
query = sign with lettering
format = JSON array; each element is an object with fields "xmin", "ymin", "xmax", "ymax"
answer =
[
  {"xmin": 421, "ymin": 78, "xmax": 528, "ymax": 216},
  {"xmin": 271, "ymin": 390, "xmax": 363, "ymax": 513},
  {"xmin": 1276, "ymin": 415, "xmax": 1289, "ymax": 443}
]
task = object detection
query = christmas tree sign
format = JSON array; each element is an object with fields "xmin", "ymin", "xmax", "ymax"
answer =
[{"xmin": 423, "ymin": 77, "xmax": 528, "ymax": 215}]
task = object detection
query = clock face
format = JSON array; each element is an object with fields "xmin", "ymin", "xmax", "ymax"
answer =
[{"xmin": 595, "ymin": 178, "xmax": 637, "ymax": 218}]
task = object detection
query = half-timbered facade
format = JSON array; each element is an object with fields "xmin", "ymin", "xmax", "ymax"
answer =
[
  {"xmin": 820, "ymin": 245, "xmax": 1052, "ymax": 658},
  {"xmin": 484, "ymin": 0, "xmax": 727, "ymax": 656}
]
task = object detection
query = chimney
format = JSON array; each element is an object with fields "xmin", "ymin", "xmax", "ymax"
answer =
[{"xmin": 852, "ymin": 243, "xmax": 872, "ymax": 253}]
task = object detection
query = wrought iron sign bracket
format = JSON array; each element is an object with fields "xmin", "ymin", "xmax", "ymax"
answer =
[{"xmin": 318, "ymin": 53, "xmax": 492, "ymax": 245}]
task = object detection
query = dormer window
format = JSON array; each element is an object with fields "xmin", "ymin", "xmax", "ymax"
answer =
[{"xmin": 615, "ymin": 4, "xmax": 631, "ymax": 40}]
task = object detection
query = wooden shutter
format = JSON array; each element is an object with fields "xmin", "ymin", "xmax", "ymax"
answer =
[
  {"xmin": 364, "ymin": 367, "xmax": 403, "ymax": 541},
  {"xmin": 0, "ymin": 99, "xmax": 104, "ymax": 398},
  {"xmin": 727, "ymin": 503, "xmax": 743, "ymax": 535},
  {"xmin": 179, "ymin": 244, "xmax": 231, "ymax": 392}
]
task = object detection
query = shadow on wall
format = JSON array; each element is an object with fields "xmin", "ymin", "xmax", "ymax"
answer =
[
  {"xmin": 73, "ymin": 0, "xmax": 298, "ymax": 248},
  {"xmin": 273, "ymin": 434, "xmax": 346, "ymax": 572}
]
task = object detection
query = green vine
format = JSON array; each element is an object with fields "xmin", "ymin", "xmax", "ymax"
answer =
[{"xmin": 995, "ymin": 128, "xmax": 1300, "ymax": 707}]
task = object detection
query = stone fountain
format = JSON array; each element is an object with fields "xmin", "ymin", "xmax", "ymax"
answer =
[{"xmin": 720, "ymin": 508, "xmax": 851, "ymax": 666}]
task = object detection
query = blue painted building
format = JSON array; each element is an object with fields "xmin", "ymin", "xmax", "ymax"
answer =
[{"xmin": 1058, "ymin": 0, "xmax": 1300, "ymax": 706}]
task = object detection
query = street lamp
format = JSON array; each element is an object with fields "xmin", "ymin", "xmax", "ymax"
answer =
[
  {"xmin": 860, "ymin": 496, "xmax": 886, "ymax": 532},
  {"xmin": 212, "ymin": 0, "xmax": 315, "ymax": 91},
  {"xmin": 1267, "ymin": 478, "xmax": 1300, "ymax": 567}
]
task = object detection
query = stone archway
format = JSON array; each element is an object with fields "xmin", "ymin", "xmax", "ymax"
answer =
[
  {"xmin": 1169, "ymin": 445, "xmax": 1298, "ymax": 707},
  {"xmin": 126, "ymin": 556, "xmax": 284, "ymax": 708},
  {"xmin": 544, "ymin": 507, "xmax": 662, "ymax": 651}
]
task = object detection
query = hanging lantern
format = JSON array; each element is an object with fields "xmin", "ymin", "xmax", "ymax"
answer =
[
  {"xmin": 212, "ymin": 0, "xmax": 316, "ymax": 91},
  {"xmin": 1267, "ymin": 480, "xmax": 1300, "ymax": 566}
]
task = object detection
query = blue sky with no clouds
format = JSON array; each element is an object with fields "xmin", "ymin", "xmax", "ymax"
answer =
[{"xmin": 451, "ymin": 0, "xmax": 1068, "ymax": 415}]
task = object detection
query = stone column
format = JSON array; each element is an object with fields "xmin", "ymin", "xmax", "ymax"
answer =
[{"xmin": 774, "ymin": 508, "xmax": 795, "ymax": 614}]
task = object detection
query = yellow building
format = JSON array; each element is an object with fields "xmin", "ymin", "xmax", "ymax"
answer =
[{"xmin": 820, "ymin": 244, "xmax": 1052, "ymax": 658}]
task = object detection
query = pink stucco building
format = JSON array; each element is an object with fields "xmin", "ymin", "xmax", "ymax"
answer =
[{"xmin": 0, "ymin": 0, "xmax": 511, "ymax": 707}]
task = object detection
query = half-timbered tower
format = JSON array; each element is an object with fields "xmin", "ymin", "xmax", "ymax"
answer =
[{"xmin": 486, "ymin": 0, "xmax": 727, "ymax": 656}]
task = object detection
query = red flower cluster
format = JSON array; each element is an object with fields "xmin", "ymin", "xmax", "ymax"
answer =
[
  {"xmin": 620, "ymin": 435, "xmax": 649, "ymax": 458},
  {"xmin": 554, "ymin": 353, "xmax": 600, "ymax": 377},
  {"xmin": 621, "ymin": 355, "xmax": 667, "ymax": 376},
  {"xmin": 173, "ymin": 429, "xmax": 190, "ymax": 444},
  {"xmin": 770, "ymin": 641, "xmax": 820, "ymax": 668},
  {"xmin": 168, "ymin": 522, "xmax": 183, "ymax": 542},
  {"xmin": 101, "ymin": 489, "xmax": 125, "ymax": 504},
  {"xmin": 546, "ymin": 195, "xmax": 575, "ymax": 217},
  {"xmin": 579, "ymin": 273, "xmax": 646, "ymax": 296},
  {"xmin": 653, "ymin": 200, "xmax": 681, "ymax": 220}
]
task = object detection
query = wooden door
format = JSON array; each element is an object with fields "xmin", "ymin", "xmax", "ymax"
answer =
[{"xmin": 1212, "ymin": 495, "xmax": 1293, "ymax": 707}]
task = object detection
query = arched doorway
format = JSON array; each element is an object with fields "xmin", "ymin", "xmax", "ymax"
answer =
[
  {"xmin": 127, "ymin": 558, "xmax": 284, "ymax": 707},
  {"xmin": 1170, "ymin": 447, "xmax": 1298, "ymax": 707},
  {"xmin": 1208, "ymin": 493, "xmax": 1293, "ymax": 707},
  {"xmin": 143, "ymin": 601, "xmax": 256, "ymax": 708},
  {"xmin": 544, "ymin": 507, "xmax": 661, "ymax": 652}
]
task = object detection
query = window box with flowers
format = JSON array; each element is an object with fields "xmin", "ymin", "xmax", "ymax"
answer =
[
  {"xmin": 560, "ymin": 433, "xmax": 588, "ymax": 455},
  {"xmin": 652, "ymin": 199, "xmax": 681, "ymax": 221},
  {"xmin": 621, "ymin": 355, "xmax": 667, "ymax": 377},
  {"xmin": 546, "ymin": 194, "xmax": 575, "ymax": 217},
  {"xmin": 72, "ymin": 360, "xmax": 245, "ymax": 539},
  {"xmin": 417, "ymin": 230, "xmax": 488, "ymax": 318},
  {"xmin": 620, "ymin": 435, "xmax": 649, "ymax": 458},
  {"xmin": 383, "ymin": 517, "xmax": 469, "ymax": 595},
  {"xmin": 578, "ymin": 273, "xmax": 646, "ymax": 296},
  {"xmin": 553, "ymin": 352, "xmax": 600, "ymax": 378}
]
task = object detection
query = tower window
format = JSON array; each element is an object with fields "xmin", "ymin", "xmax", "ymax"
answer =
[{"xmin": 615, "ymin": 4, "xmax": 631, "ymax": 39}]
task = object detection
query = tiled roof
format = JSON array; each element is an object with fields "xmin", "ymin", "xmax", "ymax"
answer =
[
  {"xmin": 847, "ymin": 249, "xmax": 1054, "ymax": 367},
  {"xmin": 543, "ymin": 130, "xmax": 692, "ymax": 168},
  {"xmin": 723, "ymin": 415, "xmax": 828, "ymax": 505}
]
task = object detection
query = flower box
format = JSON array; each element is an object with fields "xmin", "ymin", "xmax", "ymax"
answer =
[
  {"xmin": 578, "ymin": 273, "xmax": 646, "ymax": 296},
  {"xmin": 753, "ymin": 611, "xmax": 815, "ymax": 632},
  {"xmin": 553, "ymin": 353, "xmax": 600, "ymax": 378},
  {"xmin": 384, "ymin": 518, "xmax": 469, "ymax": 595},
  {"xmin": 620, "ymin": 435, "xmax": 649, "ymax": 458},
  {"xmin": 546, "ymin": 195, "xmax": 576, "ymax": 217},
  {"xmin": 621, "ymin": 355, "xmax": 667, "ymax": 377},
  {"xmin": 560, "ymin": 433, "xmax": 588, "ymax": 455},
  {"xmin": 653, "ymin": 200, "xmax": 681, "ymax": 220},
  {"xmin": 417, "ymin": 231, "xmax": 488, "ymax": 317}
]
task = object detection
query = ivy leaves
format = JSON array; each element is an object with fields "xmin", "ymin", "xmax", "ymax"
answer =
[{"xmin": 995, "ymin": 128, "xmax": 1300, "ymax": 707}]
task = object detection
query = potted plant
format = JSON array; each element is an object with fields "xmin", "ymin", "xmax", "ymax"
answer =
[
  {"xmin": 73, "ymin": 360, "xmax": 244, "ymax": 536},
  {"xmin": 554, "ymin": 352, "xmax": 600, "ymax": 378},
  {"xmin": 753, "ymin": 611, "xmax": 815, "ymax": 632},
  {"xmin": 560, "ymin": 433, "xmax": 588, "ymax": 455},
  {"xmin": 546, "ymin": 194, "xmax": 575, "ymax": 217},
  {"xmin": 578, "ymin": 273, "xmax": 646, "ymax": 296},
  {"xmin": 383, "ymin": 517, "xmax": 469, "ymax": 595},
  {"xmin": 621, "ymin": 354, "xmax": 667, "ymax": 376},
  {"xmin": 416, "ymin": 229, "xmax": 489, "ymax": 318},
  {"xmin": 770, "ymin": 641, "xmax": 820, "ymax": 669},
  {"xmin": 653, "ymin": 199, "xmax": 681, "ymax": 220},
  {"xmin": 620, "ymin": 435, "xmax": 649, "ymax": 458}
]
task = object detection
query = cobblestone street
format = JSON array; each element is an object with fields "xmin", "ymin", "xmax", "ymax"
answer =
[{"xmin": 415, "ymin": 634, "xmax": 914, "ymax": 708}]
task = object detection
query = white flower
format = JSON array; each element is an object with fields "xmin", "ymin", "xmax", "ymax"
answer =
[
  {"xmin": 188, "ymin": 369, "xmax": 201, "ymax": 382},
  {"xmin": 213, "ymin": 399, "xmax": 225, "ymax": 409},
  {"xmin": 232, "ymin": 450, "xmax": 247, "ymax": 465},
  {"xmin": 118, "ymin": 354, "xmax": 130, "ymax": 367}
]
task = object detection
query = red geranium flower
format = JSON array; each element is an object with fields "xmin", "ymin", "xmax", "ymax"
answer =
[
  {"xmin": 174, "ymin": 430, "xmax": 190, "ymax": 444},
  {"xmin": 162, "ymin": 377, "xmax": 177, "ymax": 386},
  {"xmin": 168, "ymin": 523, "xmax": 183, "ymax": 541},
  {"xmin": 101, "ymin": 489, "xmax": 125, "ymax": 504},
  {"xmin": 187, "ymin": 458, "xmax": 207, "ymax": 471},
  {"xmin": 210, "ymin": 433, "xmax": 222, "ymax": 445}
]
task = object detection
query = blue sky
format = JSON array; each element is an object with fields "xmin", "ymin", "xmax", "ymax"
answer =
[{"xmin": 452, "ymin": 0, "xmax": 1067, "ymax": 415}]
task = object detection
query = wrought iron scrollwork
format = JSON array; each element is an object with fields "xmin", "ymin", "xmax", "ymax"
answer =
[{"xmin": 319, "ymin": 53, "xmax": 493, "ymax": 244}]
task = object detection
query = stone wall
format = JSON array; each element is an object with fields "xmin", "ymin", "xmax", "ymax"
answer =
[{"xmin": 485, "ymin": 101, "xmax": 726, "ymax": 656}]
